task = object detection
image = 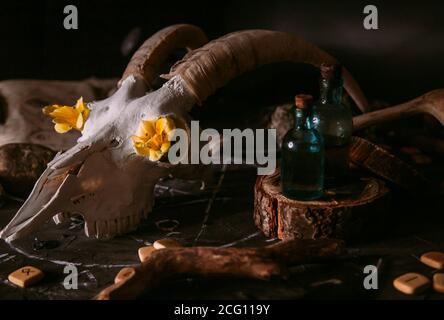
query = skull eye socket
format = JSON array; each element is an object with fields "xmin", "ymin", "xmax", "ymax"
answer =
[{"xmin": 109, "ymin": 137, "xmax": 122, "ymax": 148}]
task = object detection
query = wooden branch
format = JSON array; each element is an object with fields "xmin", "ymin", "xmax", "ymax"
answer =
[
  {"xmin": 94, "ymin": 239, "xmax": 345, "ymax": 300},
  {"xmin": 349, "ymin": 137, "xmax": 428, "ymax": 192},
  {"xmin": 389, "ymin": 131, "xmax": 444, "ymax": 158},
  {"xmin": 353, "ymin": 89, "xmax": 444, "ymax": 130},
  {"xmin": 408, "ymin": 135, "xmax": 444, "ymax": 158}
]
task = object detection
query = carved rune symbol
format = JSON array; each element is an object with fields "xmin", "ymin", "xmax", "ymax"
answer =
[{"xmin": 21, "ymin": 268, "xmax": 34, "ymax": 276}]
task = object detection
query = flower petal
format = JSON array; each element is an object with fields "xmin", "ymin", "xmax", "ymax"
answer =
[
  {"xmin": 132, "ymin": 117, "xmax": 175, "ymax": 161},
  {"xmin": 149, "ymin": 149, "xmax": 163, "ymax": 161},
  {"xmin": 82, "ymin": 107, "xmax": 90, "ymax": 120},
  {"xmin": 166, "ymin": 128, "xmax": 176, "ymax": 141},
  {"xmin": 51, "ymin": 106, "xmax": 77, "ymax": 118},
  {"xmin": 42, "ymin": 105, "xmax": 58, "ymax": 115},
  {"xmin": 155, "ymin": 117, "xmax": 167, "ymax": 135},
  {"xmin": 131, "ymin": 136, "xmax": 145, "ymax": 144},
  {"xmin": 137, "ymin": 120, "xmax": 156, "ymax": 138},
  {"xmin": 54, "ymin": 123, "xmax": 72, "ymax": 133},
  {"xmin": 77, "ymin": 113, "xmax": 85, "ymax": 130},
  {"xmin": 75, "ymin": 97, "xmax": 91, "ymax": 123},
  {"xmin": 155, "ymin": 117, "xmax": 175, "ymax": 135},
  {"xmin": 43, "ymin": 98, "xmax": 91, "ymax": 133},
  {"xmin": 147, "ymin": 134, "xmax": 163, "ymax": 149},
  {"xmin": 48, "ymin": 106, "xmax": 79, "ymax": 129},
  {"xmin": 134, "ymin": 145, "xmax": 150, "ymax": 156},
  {"xmin": 160, "ymin": 141, "xmax": 171, "ymax": 153},
  {"xmin": 75, "ymin": 97, "xmax": 85, "ymax": 112}
]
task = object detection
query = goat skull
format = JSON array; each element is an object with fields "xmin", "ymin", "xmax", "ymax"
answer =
[{"xmin": 0, "ymin": 25, "xmax": 367, "ymax": 241}]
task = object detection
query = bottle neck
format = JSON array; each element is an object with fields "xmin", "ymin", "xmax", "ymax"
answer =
[
  {"xmin": 294, "ymin": 108, "xmax": 310, "ymax": 130},
  {"xmin": 319, "ymin": 78, "xmax": 343, "ymax": 105}
]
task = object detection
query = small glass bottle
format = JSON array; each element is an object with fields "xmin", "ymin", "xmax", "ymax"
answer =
[
  {"xmin": 281, "ymin": 94, "xmax": 324, "ymax": 200},
  {"xmin": 311, "ymin": 63, "xmax": 353, "ymax": 178},
  {"xmin": 311, "ymin": 63, "xmax": 352, "ymax": 146}
]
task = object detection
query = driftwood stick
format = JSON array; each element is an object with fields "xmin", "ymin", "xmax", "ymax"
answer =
[
  {"xmin": 94, "ymin": 239, "xmax": 345, "ymax": 300},
  {"xmin": 409, "ymin": 135, "xmax": 444, "ymax": 158},
  {"xmin": 353, "ymin": 89, "xmax": 444, "ymax": 130},
  {"xmin": 349, "ymin": 137, "xmax": 428, "ymax": 192}
]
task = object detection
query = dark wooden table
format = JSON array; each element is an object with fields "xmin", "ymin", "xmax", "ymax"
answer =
[{"xmin": 0, "ymin": 161, "xmax": 443, "ymax": 300}]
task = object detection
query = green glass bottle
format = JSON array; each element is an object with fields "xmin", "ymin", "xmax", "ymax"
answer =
[
  {"xmin": 312, "ymin": 63, "xmax": 353, "ymax": 146},
  {"xmin": 281, "ymin": 94, "xmax": 324, "ymax": 200},
  {"xmin": 311, "ymin": 63, "xmax": 353, "ymax": 178}
]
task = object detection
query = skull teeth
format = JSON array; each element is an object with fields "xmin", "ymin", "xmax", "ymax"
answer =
[
  {"xmin": 84, "ymin": 220, "xmax": 96, "ymax": 238},
  {"xmin": 84, "ymin": 214, "xmax": 145, "ymax": 239},
  {"xmin": 53, "ymin": 212, "xmax": 71, "ymax": 225}
]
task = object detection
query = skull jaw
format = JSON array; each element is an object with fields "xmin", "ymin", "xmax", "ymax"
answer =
[
  {"xmin": 0, "ymin": 151, "xmax": 171, "ymax": 242},
  {"xmin": 0, "ymin": 166, "xmax": 69, "ymax": 242}
]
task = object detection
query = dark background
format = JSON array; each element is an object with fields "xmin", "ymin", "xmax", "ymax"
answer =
[{"xmin": 1, "ymin": 0, "xmax": 443, "ymax": 104}]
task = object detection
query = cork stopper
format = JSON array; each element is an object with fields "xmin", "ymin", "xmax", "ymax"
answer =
[
  {"xmin": 295, "ymin": 94, "xmax": 313, "ymax": 109},
  {"xmin": 320, "ymin": 63, "xmax": 342, "ymax": 80}
]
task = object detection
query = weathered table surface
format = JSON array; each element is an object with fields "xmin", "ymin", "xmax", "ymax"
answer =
[{"xmin": 0, "ymin": 162, "xmax": 443, "ymax": 300}]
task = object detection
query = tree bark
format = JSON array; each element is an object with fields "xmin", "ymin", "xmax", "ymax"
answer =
[
  {"xmin": 254, "ymin": 168, "xmax": 390, "ymax": 241},
  {"xmin": 94, "ymin": 238, "xmax": 345, "ymax": 300}
]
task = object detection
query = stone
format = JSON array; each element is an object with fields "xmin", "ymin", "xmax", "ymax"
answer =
[
  {"xmin": 8, "ymin": 266, "xmax": 44, "ymax": 288},
  {"xmin": 393, "ymin": 272, "xmax": 430, "ymax": 295},
  {"xmin": 153, "ymin": 238, "xmax": 183, "ymax": 249},
  {"xmin": 433, "ymin": 273, "xmax": 444, "ymax": 293},
  {"xmin": 420, "ymin": 251, "xmax": 444, "ymax": 269}
]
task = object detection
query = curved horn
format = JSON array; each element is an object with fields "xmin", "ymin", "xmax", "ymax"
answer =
[
  {"xmin": 120, "ymin": 24, "xmax": 208, "ymax": 87},
  {"xmin": 353, "ymin": 89, "xmax": 444, "ymax": 131},
  {"xmin": 162, "ymin": 30, "xmax": 369, "ymax": 112}
]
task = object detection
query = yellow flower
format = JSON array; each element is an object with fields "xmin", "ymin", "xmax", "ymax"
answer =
[
  {"xmin": 42, "ymin": 97, "xmax": 90, "ymax": 133},
  {"xmin": 132, "ymin": 116, "xmax": 176, "ymax": 161}
]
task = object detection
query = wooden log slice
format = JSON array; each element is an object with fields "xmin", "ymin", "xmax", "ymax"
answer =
[{"xmin": 254, "ymin": 169, "xmax": 390, "ymax": 241}]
